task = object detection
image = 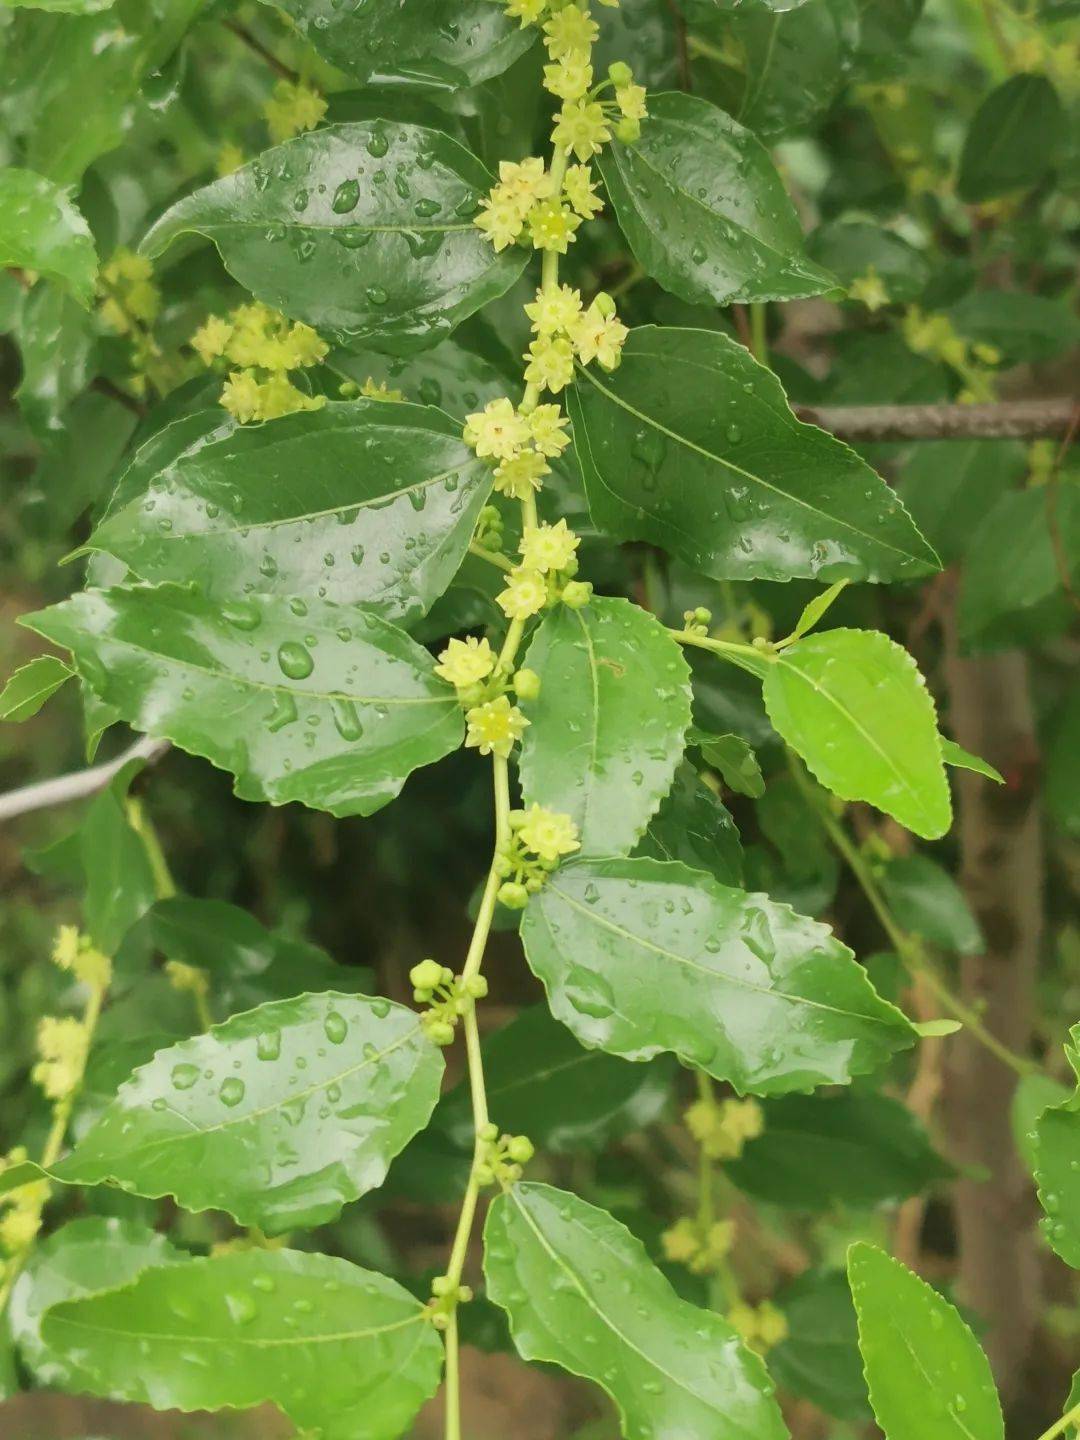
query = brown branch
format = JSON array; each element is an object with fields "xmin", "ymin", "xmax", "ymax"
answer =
[
  {"xmin": 794, "ymin": 398, "xmax": 1078, "ymax": 443},
  {"xmin": 222, "ymin": 19, "xmax": 298, "ymax": 82}
]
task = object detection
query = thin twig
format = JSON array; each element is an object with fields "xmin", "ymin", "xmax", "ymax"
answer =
[
  {"xmin": 222, "ymin": 18, "xmax": 298, "ymax": 82},
  {"xmin": 0, "ymin": 735, "xmax": 169, "ymax": 824},
  {"xmin": 665, "ymin": 0, "xmax": 692, "ymax": 91},
  {"xmin": 794, "ymin": 397, "xmax": 1078, "ymax": 442}
]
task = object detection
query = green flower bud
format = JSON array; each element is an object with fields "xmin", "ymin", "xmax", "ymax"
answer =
[
  {"xmin": 694, "ymin": 607, "xmax": 712, "ymax": 625},
  {"xmin": 412, "ymin": 987, "xmax": 433, "ymax": 1004},
  {"xmin": 439, "ymin": 965, "xmax": 455, "ymax": 986},
  {"xmin": 493, "ymin": 851, "xmax": 514, "ymax": 878},
  {"xmin": 508, "ymin": 808, "xmax": 526, "ymax": 830},
  {"xmin": 513, "ymin": 667, "xmax": 542, "ymax": 701},
  {"xmin": 498, "ymin": 880, "xmax": 529, "ymax": 909},
  {"xmin": 561, "ymin": 579, "xmax": 593, "ymax": 609},
  {"xmin": 608, "ymin": 60, "xmax": 633, "ymax": 87},
  {"xmin": 409, "ymin": 958, "xmax": 445, "ymax": 992},
  {"xmin": 463, "ymin": 974, "xmax": 489, "ymax": 999},
  {"xmin": 592, "ymin": 290, "xmax": 616, "ymax": 318},
  {"xmin": 479, "ymin": 1121, "xmax": 499, "ymax": 1142},
  {"xmin": 458, "ymin": 1284, "xmax": 473, "ymax": 1304},
  {"xmin": 474, "ymin": 1161, "xmax": 495, "ymax": 1186},
  {"xmin": 426, "ymin": 1019, "xmax": 456, "ymax": 1046},
  {"xmin": 615, "ymin": 116, "xmax": 641, "ymax": 143},
  {"xmin": 431, "ymin": 1311, "xmax": 450, "ymax": 1331},
  {"xmin": 524, "ymin": 873, "xmax": 545, "ymax": 893},
  {"xmin": 431, "ymin": 1275, "xmax": 453, "ymax": 1297},
  {"xmin": 506, "ymin": 1135, "xmax": 535, "ymax": 1164}
]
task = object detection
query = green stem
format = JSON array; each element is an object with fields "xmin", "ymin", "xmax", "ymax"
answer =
[
  {"xmin": 669, "ymin": 628, "xmax": 772, "ymax": 678},
  {"xmin": 468, "ymin": 541, "xmax": 513, "ymax": 572},
  {"xmin": 443, "ymin": 1311, "xmax": 462, "ymax": 1440},
  {"xmin": 1034, "ymin": 1402, "xmax": 1080, "ymax": 1440},
  {"xmin": 787, "ymin": 758, "xmax": 1037, "ymax": 1078},
  {"xmin": 749, "ymin": 303, "xmax": 768, "ymax": 365}
]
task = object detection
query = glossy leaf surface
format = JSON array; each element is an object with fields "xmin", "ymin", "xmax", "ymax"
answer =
[
  {"xmin": 24, "ymin": 584, "xmax": 463, "ymax": 818},
  {"xmin": 727, "ymin": 1092, "xmax": 952, "ymax": 1208},
  {"xmin": 0, "ymin": 654, "xmax": 72, "ymax": 721},
  {"xmin": 521, "ymin": 856, "xmax": 914, "ymax": 1093},
  {"xmin": 570, "ymin": 327, "xmax": 939, "ymax": 584},
  {"xmin": 0, "ymin": 167, "xmax": 97, "ymax": 304},
  {"xmin": 1034, "ymin": 1026, "xmax": 1080, "ymax": 1269},
  {"xmin": 958, "ymin": 74, "xmax": 1064, "ymax": 202},
  {"xmin": 763, "ymin": 630, "xmax": 952, "ymax": 838},
  {"xmin": 636, "ymin": 761, "xmax": 744, "ymax": 887},
  {"xmin": 485, "ymin": 1183, "xmax": 788, "ymax": 1440},
  {"xmin": 88, "ymin": 400, "xmax": 492, "ymax": 627},
  {"xmin": 40, "ymin": 1249, "xmax": 443, "ymax": 1440},
  {"xmin": 519, "ymin": 598, "xmax": 691, "ymax": 855},
  {"xmin": 54, "ymin": 992, "xmax": 443, "ymax": 1233},
  {"xmin": 260, "ymin": 0, "xmax": 532, "ymax": 87},
  {"xmin": 437, "ymin": 1005, "xmax": 673, "ymax": 1154},
  {"xmin": 143, "ymin": 122, "xmax": 527, "ymax": 352},
  {"xmin": 878, "ymin": 854, "xmax": 983, "ymax": 955},
  {"xmin": 849, "ymin": 1243, "xmax": 1004, "ymax": 1440},
  {"xmin": 598, "ymin": 93, "xmax": 833, "ymax": 305}
]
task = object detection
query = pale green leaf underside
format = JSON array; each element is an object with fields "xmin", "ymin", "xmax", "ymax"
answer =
[
  {"xmin": 52, "ymin": 992, "xmax": 443, "ymax": 1234},
  {"xmin": 519, "ymin": 597, "xmax": 692, "ymax": 856},
  {"xmin": 40, "ymin": 1248, "xmax": 443, "ymax": 1440},
  {"xmin": 22, "ymin": 584, "xmax": 463, "ymax": 818},
  {"xmin": 521, "ymin": 855, "xmax": 914, "ymax": 1094},
  {"xmin": 485, "ymin": 1182, "xmax": 788, "ymax": 1440},
  {"xmin": 763, "ymin": 628, "xmax": 952, "ymax": 838},
  {"xmin": 0, "ymin": 654, "xmax": 73, "ymax": 721}
]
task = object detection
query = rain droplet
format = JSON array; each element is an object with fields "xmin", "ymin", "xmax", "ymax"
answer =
[{"xmin": 277, "ymin": 641, "xmax": 314, "ymax": 680}]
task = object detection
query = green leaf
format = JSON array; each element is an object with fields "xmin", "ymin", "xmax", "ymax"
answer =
[
  {"xmin": 940, "ymin": 739, "xmax": 1003, "ymax": 785},
  {"xmin": 10, "ymin": 1217, "xmax": 181, "ymax": 1387},
  {"xmin": 569, "ymin": 327, "xmax": 939, "ymax": 584},
  {"xmin": 51, "ymin": 992, "xmax": 443, "ymax": 1233},
  {"xmin": 770, "ymin": 1269, "xmax": 869, "ymax": 1422},
  {"xmin": 328, "ymin": 336, "xmax": 509, "ymax": 421},
  {"xmin": 878, "ymin": 854, "xmax": 983, "ymax": 954},
  {"xmin": 1034, "ymin": 1026, "xmax": 1080, "ymax": 1269},
  {"xmin": 12, "ymin": 283, "xmax": 98, "ymax": 437},
  {"xmin": 1047, "ymin": 686, "xmax": 1080, "ymax": 838},
  {"xmin": 691, "ymin": 729, "xmax": 765, "ymax": 798},
  {"xmin": 437, "ymin": 1005, "xmax": 673, "ymax": 1154},
  {"xmin": 23, "ymin": 584, "xmax": 463, "ymax": 818},
  {"xmin": 898, "ymin": 440, "xmax": 1026, "ymax": 568},
  {"xmin": 636, "ymin": 761, "xmax": 744, "ymax": 887},
  {"xmin": 142, "ymin": 122, "xmax": 527, "ymax": 353},
  {"xmin": 1, "ymin": 0, "xmax": 114, "ymax": 10},
  {"xmin": 958, "ymin": 486, "xmax": 1080, "ymax": 653},
  {"xmin": 0, "ymin": 654, "xmax": 73, "ymax": 721},
  {"xmin": 88, "ymin": 400, "xmax": 493, "ymax": 627},
  {"xmin": 808, "ymin": 219, "xmax": 930, "ymax": 303},
  {"xmin": 848, "ymin": 1242, "xmax": 1004, "ymax": 1440},
  {"xmin": 40, "ymin": 1249, "xmax": 443, "ymax": 1440},
  {"xmin": 1011, "ymin": 1071, "xmax": 1070, "ymax": 1171},
  {"xmin": 521, "ymin": 856, "xmax": 914, "ymax": 1094},
  {"xmin": 259, "ymin": 0, "xmax": 532, "ymax": 87},
  {"xmin": 78, "ymin": 760, "xmax": 159, "ymax": 954},
  {"xmin": 0, "ymin": 168, "xmax": 97, "ymax": 305},
  {"xmin": 958, "ymin": 74, "xmax": 1064, "ymax": 202},
  {"xmin": 519, "ymin": 598, "xmax": 691, "ymax": 855},
  {"xmin": 762, "ymin": 629, "xmax": 952, "ymax": 839},
  {"xmin": 484, "ymin": 1182, "xmax": 787, "ymax": 1440},
  {"xmin": 727, "ymin": 1092, "xmax": 952, "ymax": 1208},
  {"xmin": 946, "ymin": 290, "xmax": 1080, "ymax": 366},
  {"xmin": 116, "ymin": 897, "xmax": 372, "ymax": 1018},
  {"xmin": 597, "ymin": 92, "xmax": 833, "ymax": 305},
  {"xmin": 783, "ymin": 579, "xmax": 851, "ymax": 644}
]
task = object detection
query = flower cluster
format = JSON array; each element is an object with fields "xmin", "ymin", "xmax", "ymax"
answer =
[
  {"xmin": 409, "ymin": 959, "xmax": 489, "ymax": 1046},
  {"xmin": 98, "ymin": 248, "xmax": 178, "ymax": 397},
  {"xmin": 473, "ymin": 1122, "xmax": 535, "ymax": 1186},
  {"xmin": 848, "ymin": 266, "xmax": 891, "ymax": 312},
  {"xmin": 902, "ymin": 306, "xmax": 1000, "ymax": 404},
  {"xmin": 661, "ymin": 1215, "xmax": 735, "ymax": 1275},
  {"xmin": 0, "ymin": 1149, "xmax": 48, "ymax": 1259},
  {"xmin": 728, "ymin": 1300, "xmax": 789, "ymax": 1353},
  {"xmin": 263, "ymin": 78, "xmax": 327, "ymax": 144},
  {"xmin": 685, "ymin": 1093, "xmax": 764, "ymax": 1162},
  {"xmin": 191, "ymin": 301, "xmax": 328, "ymax": 423},
  {"xmin": 524, "ymin": 286, "xmax": 627, "ymax": 395},
  {"xmin": 463, "ymin": 396, "xmax": 570, "ymax": 497},
  {"xmin": 52, "ymin": 925, "xmax": 111, "ymax": 990},
  {"xmin": 495, "ymin": 804, "xmax": 581, "ymax": 908},
  {"xmin": 32, "ymin": 926, "xmax": 111, "ymax": 1103}
]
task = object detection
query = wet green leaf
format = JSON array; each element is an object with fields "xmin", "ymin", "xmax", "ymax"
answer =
[
  {"xmin": 770, "ymin": 1269, "xmax": 869, "ymax": 1422},
  {"xmin": 485, "ymin": 1182, "xmax": 788, "ymax": 1440},
  {"xmin": 437, "ymin": 1005, "xmax": 673, "ymax": 1153},
  {"xmin": 849, "ymin": 1242, "xmax": 1004, "ymax": 1440},
  {"xmin": 727, "ymin": 1091, "xmax": 953, "ymax": 1208},
  {"xmin": 52, "ymin": 992, "xmax": 443, "ymax": 1233},
  {"xmin": 958, "ymin": 74, "xmax": 1064, "ymax": 202},
  {"xmin": 12, "ymin": 283, "xmax": 98, "ymax": 437},
  {"xmin": 808, "ymin": 219, "xmax": 930, "ymax": 302},
  {"xmin": 522, "ymin": 856, "xmax": 914, "ymax": 1094},
  {"xmin": 519, "ymin": 598, "xmax": 692, "ymax": 855},
  {"xmin": 569, "ymin": 327, "xmax": 939, "ymax": 584},
  {"xmin": 0, "ymin": 167, "xmax": 97, "ymax": 304},
  {"xmin": 763, "ymin": 630, "xmax": 952, "ymax": 838},
  {"xmin": 598, "ymin": 93, "xmax": 833, "ymax": 305},
  {"xmin": 143, "ymin": 121, "xmax": 527, "ymax": 353},
  {"xmin": 88, "ymin": 400, "xmax": 492, "ymax": 627},
  {"xmin": 0, "ymin": 654, "xmax": 73, "ymax": 721},
  {"xmin": 40, "ymin": 1248, "xmax": 443, "ymax": 1440},
  {"xmin": 328, "ymin": 336, "xmax": 509, "ymax": 421},
  {"xmin": 636, "ymin": 761, "xmax": 744, "ymax": 887},
  {"xmin": 691, "ymin": 729, "xmax": 765, "ymax": 799},
  {"xmin": 1034, "ymin": 1026, "xmax": 1080, "ymax": 1269},
  {"xmin": 260, "ymin": 0, "xmax": 533, "ymax": 87},
  {"xmin": 23, "ymin": 584, "xmax": 463, "ymax": 818},
  {"xmin": 878, "ymin": 854, "xmax": 983, "ymax": 954}
]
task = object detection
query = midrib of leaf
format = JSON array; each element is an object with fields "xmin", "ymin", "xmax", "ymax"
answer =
[
  {"xmin": 888, "ymin": 1320, "xmax": 985, "ymax": 1440},
  {"xmin": 74, "ymin": 628, "xmax": 452, "ymax": 707},
  {"xmin": 769, "ymin": 645, "xmax": 941, "ymax": 827},
  {"xmin": 739, "ymin": 15, "xmax": 782, "ymax": 120},
  {"xmin": 573, "ymin": 608, "xmax": 602, "ymax": 840},
  {"xmin": 545, "ymin": 873, "xmax": 896, "ymax": 1030},
  {"xmin": 577, "ymin": 361, "xmax": 927, "ymax": 566},
  {"xmin": 205, "ymin": 218, "xmax": 475, "ymax": 237},
  {"xmin": 66, "ymin": 1021, "xmax": 422, "ymax": 1172},
  {"xmin": 507, "ymin": 1189, "xmax": 738, "ymax": 1421},
  {"xmin": 47, "ymin": 1307, "xmax": 423, "ymax": 1350}
]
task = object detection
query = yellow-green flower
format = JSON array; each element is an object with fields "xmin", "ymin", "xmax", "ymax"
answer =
[
  {"xmin": 544, "ymin": 54, "xmax": 593, "ymax": 101},
  {"xmin": 496, "ymin": 566, "xmax": 549, "ymax": 619},
  {"xmin": 525, "ymin": 283, "xmax": 583, "ymax": 335},
  {"xmin": 572, "ymin": 302, "xmax": 628, "ymax": 369},
  {"xmin": 516, "ymin": 804, "xmax": 580, "ymax": 862},
  {"xmin": 520, "ymin": 519, "xmax": 579, "ymax": 574},
  {"xmin": 494, "ymin": 447, "xmax": 550, "ymax": 500},
  {"xmin": 552, "ymin": 99, "xmax": 611, "ymax": 161},
  {"xmin": 463, "ymin": 397, "xmax": 531, "ymax": 459},
  {"xmin": 543, "ymin": 4, "xmax": 598, "ymax": 58},
  {"xmin": 465, "ymin": 695, "xmax": 530, "ymax": 758},
  {"xmin": 527, "ymin": 199, "xmax": 582, "ymax": 253},
  {"xmin": 527, "ymin": 403, "xmax": 572, "ymax": 456},
  {"xmin": 563, "ymin": 163, "xmax": 603, "ymax": 219},
  {"xmin": 263, "ymin": 79, "xmax": 327, "ymax": 144},
  {"xmin": 434, "ymin": 636, "xmax": 497, "ymax": 688},
  {"xmin": 524, "ymin": 336, "xmax": 575, "ymax": 393}
]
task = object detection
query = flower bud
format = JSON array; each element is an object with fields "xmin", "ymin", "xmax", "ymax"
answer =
[
  {"xmin": 615, "ymin": 117, "xmax": 641, "ymax": 143},
  {"xmin": 561, "ymin": 579, "xmax": 593, "ymax": 609},
  {"xmin": 498, "ymin": 881, "xmax": 530, "ymax": 909},
  {"xmin": 431, "ymin": 1275, "xmax": 453, "ymax": 1297},
  {"xmin": 513, "ymin": 667, "xmax": 542, "ymax": 701},
  {"xmin": 409, "ymin": 958, "xmax": 444, "ymax": 992},
  {"xmin": 427, "ymin": 1019, "xmax": 456, "ymax": 1046},
  {"xmin": 608, "ymin": 61, "xmax": 633, "ymax": 87},
  {"xmin": 463, "ymin": 975, "xmax": 489, "ymax": 999},
  {"xmin": 506, "ymin": 1135, "xmax": 535, "ymax": 1164},
  {"xmin": 592, "ymin": 290, "xmax": 616, "ymax": 318},
  {"xmin": 479, "ymin": 1121, "xmax": 499, "ymax": 1142}
]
